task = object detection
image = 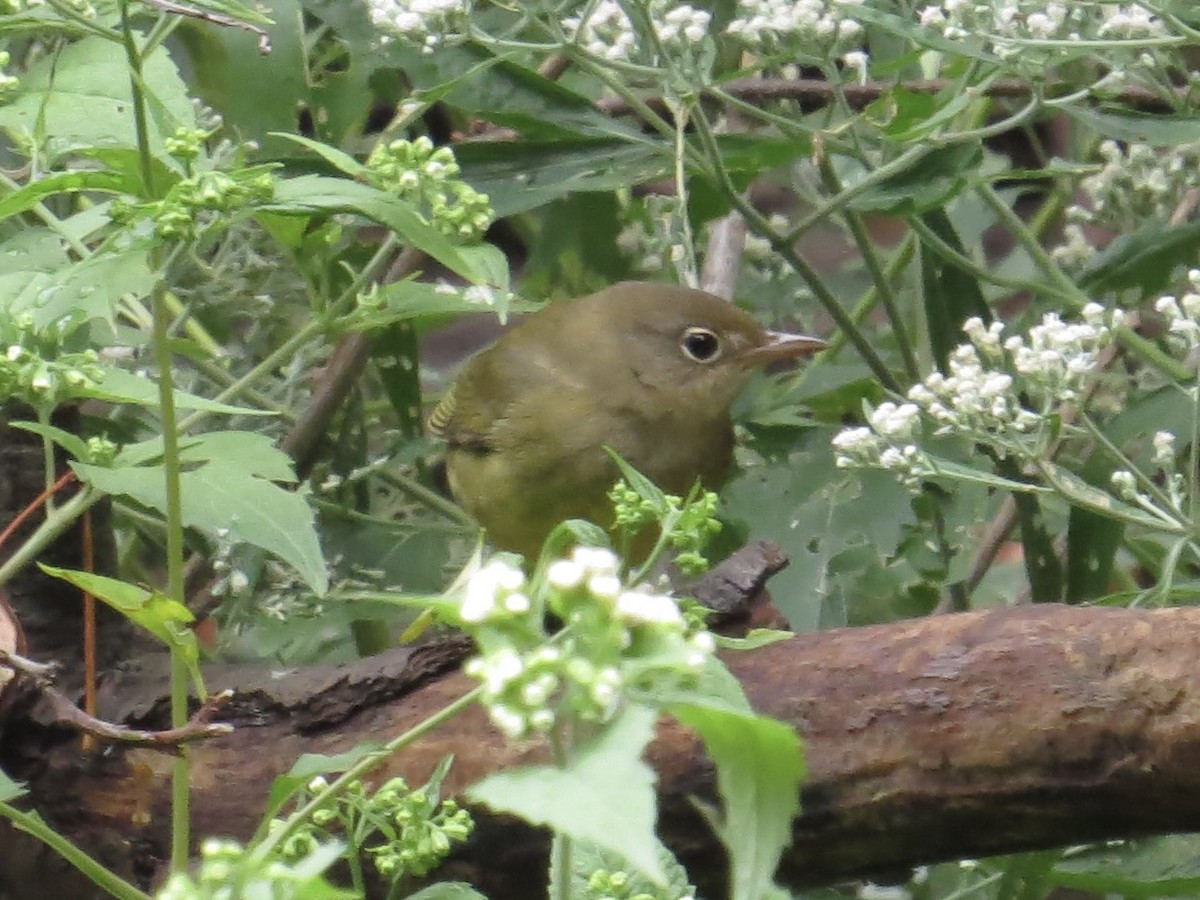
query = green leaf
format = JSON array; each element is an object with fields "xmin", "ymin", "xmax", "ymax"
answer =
[
  {"xmin": 12, "ymin": 245, "xmax": 157, "ymax": 331},
  {"xmin": 81, "ymin": 368, "xmax": 274, "ymax": 416},
  {"xmin": 271, "ymin": 132, "xmax": 367, "ymax": 178},
  {"xmin": 847, "ymin": 144, "xmax": 982, "ymax": 216},
  {"xmin": 74, "ymin": 449, "xmax": 328, "ymax": 594},
  {"xmin": 1078, "ymin": 220, "xmax": 1200, "ymax": 297},
  {"xmin": 1066, "ymin": 507, "xmax": 1123, "ymax": 603},
  {"xmin": 714, "ymin": 628, "xmax": 794, "ymax": 651},
  {"xmin": 38, "ymin": 566, "xmax": 204, "ymax": 692},
  {"xmin": 10, "ymin": 420, "xmax": 89, "ymax": 462},
  {"xmin": 553, "ymin": 838, "xmax": 694, "ymax": 900},
  {"xmin": 1051, "ymin": 835, "xmax": 1200, "ymax": 896},
  {"xmin": 0, "ymin": 169, "xmax": 136, "ymax": 223},
  {"xmin": 266, "ymin": 744, "xmax": 385, "ymax": 814},
  {"xmin": 1064, "ymin": 106, "xmax": 1200, "ymax": 145},
  {"xmin": 926, "ymin": 456, "xmax": 1052, "ymax": 493},
  {"xmin": 670, "ymin": 702, "xmax": 804, "ymax": 900},
  {"xmin": 265, "ymin": 175, "xmax": 494, "ymax": 284},
  {"xmin": 0, "ymin": 769, "xmax": 26, "ymax": 802},
  {"xmin": 405, "ymin": 884, "xmax": 489, "ymax": 900},
  {"xmin": 917, "ymin": 208, "xmax": 991, "ymax": 370},
  {"xmin": 873, "ymin": 85, "xmax": 973, "ymax": 142},
  {"xmin": 850, "ymin": 5, "xmax": 1002, "ymax": 63},
  {"xmin": 456, "ymin": 139, "xmax": 671, "ymax": 217},
  {"xmin": 1042, "ymin": 462, "xmax": 1184, "ymax": 534},
  {"xmin": 356, "ymin": 279, "xmax": 535, "ymax": 330},
  {"xmin": 467, "ymin": 704, "xmax": 668, "ymax": 885},
  {"xmin": 184, "ymin": 0, "xmax": 333, "ymax": 156},
  {"xmin": 400, "ymin": 42, "xmax": 647, "ymax": 142},
  {"xmin": 0, "ymin": 37, "xmax": 192, "ymax": 164},
  {"xmin": 0, "ymin": 803, "xmax": 148, "ymax": 900},
  {"xmin": 634, "ymin": 655, "xmax": 753, "ymax": 712},
  {"xmin": 0, "ymin": 230, "xmax": 70, "ymax": 311},
  {"xmin": 605, "ymin": 448, "xmax": 670, "ymax": 514}
]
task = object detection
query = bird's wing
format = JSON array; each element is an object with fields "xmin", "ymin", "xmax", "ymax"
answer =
[
  {"xmin": 429, "ymin": 338, "xmax": 592, "ymax": 454},
  {"xmin": 427, "ymin": 379, "xmax": 492, "ymax": 451}
]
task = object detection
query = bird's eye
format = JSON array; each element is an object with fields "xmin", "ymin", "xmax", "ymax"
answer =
[{"xmin": 680, "ymin": 327, "xmax": 722, "ymax": 363}]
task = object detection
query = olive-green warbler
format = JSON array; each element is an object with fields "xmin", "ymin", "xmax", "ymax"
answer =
[{"xmin": 429, "ymin": 281, "xmax": 826, "ymax": 558}]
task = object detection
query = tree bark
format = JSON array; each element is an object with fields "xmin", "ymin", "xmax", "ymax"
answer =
[{"xmin": 5, "ymin": 600, "xmax": 1200, "ymax": 898}]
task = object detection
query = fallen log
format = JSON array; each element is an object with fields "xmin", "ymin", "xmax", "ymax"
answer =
[{"xmin": 4, "ymin": 549, "xmax": 1200, "ymax": 896}]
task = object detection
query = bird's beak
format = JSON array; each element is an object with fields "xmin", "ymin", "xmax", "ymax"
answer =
[{"xmin": 741, "ymin": 330, "xmax": 828, "ymax": 366}]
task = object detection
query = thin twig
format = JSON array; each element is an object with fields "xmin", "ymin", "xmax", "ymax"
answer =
[
  {"xmin": 0, "ymin": 648, "xmax": 233, "ymax": 753},
  {"xmin": 0, "ymin": 470, "xmax": 76, "ymax": 553},
  {"xmin": 594, "ymin": 76, "xmax": 1183, "ymax": 120},
  {"xmin": 137, "ymin": 0, "xmax": 271, "ymax": 52}
]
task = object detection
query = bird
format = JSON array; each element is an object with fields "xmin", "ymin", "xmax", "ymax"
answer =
[{"xmin": 428, "ymin": 281, "xmax": 827, "ymax": 559}]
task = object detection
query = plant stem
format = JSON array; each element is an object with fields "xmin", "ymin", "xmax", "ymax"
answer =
[
  {"xmin": 118, "ymin": 0, "xmax": 190, "ymax": 871},
  {"xmin": 251, "ymin": 685, "xmax": 482, "ymax": 861},
  {"xmin": 689, "ymin": 106, "xmax": 901, "ymax": 392},
  {"xmin": 0, "ymin": 803, "xmax": 151, "ymax": 900},
  {"xmin": 0, "ymin": 488, "xmax": 97, "ymax": 588},
  {"xmin": 815, "ymin": 152, "xmax": 920, "ymax": 382},
  {"xmin": 976, "ymin": 182, "xmax": 1191, "ymax": 382}
]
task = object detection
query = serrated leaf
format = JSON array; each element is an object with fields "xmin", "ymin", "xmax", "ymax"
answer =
[
  {"xmin": 264, "ymin": 175, "xmax": 492, "ymax": 285},
  {"xmin": 73, "ymin": 461, "xmax": 329, "ymax": 594},
  {"xmin": 0, "ymin": 768, "xmax": 26, "ymax": 802},
  {"xmin": 12, "ymin": 246, "xmax": 157, "ymax": 331},
  {"xmin": 554, "ymin": 838, "xmax": 695, "ymax": 900},
  {"xmin": 82, "ymin": 368, "xmax": 274, "ymax": 416},
  {"xmin": 670, "ymin": 702, "xmax": 804, "ymax": 900},
  {"xmin": 38, "ymin": 566, "xmax": 204, "ymax": 692},
  {"xmin": 468, "ymin": 704, "xmax": 668, "ymax": 885},
  {"xmin": 0, "ymin": 37, "xmax": 192, "ymax": 163}
]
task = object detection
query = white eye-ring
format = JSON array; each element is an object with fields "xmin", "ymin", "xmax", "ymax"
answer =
[{"xmin": 680, "ymin": 326, "xmax": 721, "ymax": 363}]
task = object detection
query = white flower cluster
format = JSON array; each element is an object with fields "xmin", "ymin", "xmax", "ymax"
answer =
[
  {"xmin": 832, "ymin": 401, "xmax": 935, "ymax": 488},
  {"xmin": 562, "ymin": 1, "xmax": 711, "ymax": 65},
  {"xmin": 727, "ymin": 0, "xmax": 865, "ymax": 53},
  {"xmin": 460, "ymin": 548, "xmax": 714, "ymax": 740},
  {"xmin": 833, "ymin": 305, "xmax": 1122, "ymax": 488},
  {"xmin": 1110, "ymin": 429, "xmax": 1185, "ymax": 525},
  {"xmin": 917, "ymin": 2, "xmax": 1168, "ymax": 61},
  {"xmin": 459, "ymin": 558, "xmax": 531, "ymax": 623},
  {"xmin": 1154, "ymin": 269, "xmax": 1200, "ymax": 350},
  {"xmin": 367, "ymin": 0, "xmax": 467, "ymax": 51},
  {"xmin": 1076, "ymin": 140, "xmax": 1200, "ymax": 232}
]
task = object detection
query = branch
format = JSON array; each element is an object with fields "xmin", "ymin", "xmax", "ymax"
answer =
[
  {"xmin": 0, "ymin": 648, "xmax": 232, "ymax": 752},
  {"xmin": 594, "ymin": 76, "xmax": 1181, "ymax": 120},
  {"xmin": 6, "ymin": 601, "xmax": 1200, "ymax": 897}
]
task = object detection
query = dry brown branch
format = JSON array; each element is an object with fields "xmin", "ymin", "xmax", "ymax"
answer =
[
  {"xmin": 594, "ymin": 76, "xmax": 1182, "ymax": 120},
  {"xmin": 0, "ymin": 648, "xmax": 232, "ymax": 752}
]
